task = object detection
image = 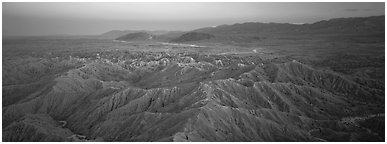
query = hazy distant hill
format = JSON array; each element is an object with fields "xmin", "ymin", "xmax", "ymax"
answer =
[
  {"xmin": 98, "ymin": 30, "xmax": 139, "ymax": 39},
  {"xmin": 171, "ymin": 32, "xmax": 214, "ymax": 42},
  {"xmin": 115, "ymin": 32, "xmax": 155, "ymax": 41},
  {"xmin": 99, "ymin": 30, "xmax": 185, "ymax": 39},
  {"xmin": 194, "ymin": 23, "xmax": 298, "ymax": 36},
  {"xmin": 104, "ymin": 16, "xmax": 384, "ymax": 43},
  {"xmin": 154, "ymin": 31, "xmax": 186, "ymax": 41},
  {"xmin": 304, "ymin": 15, "xmax": 385, "ymax": 34},
  {"xmin": 175, "ymin": 15, "xmax": 384, "ymax": 43},
  {"xmin": 193, "ymin": 15, "xmax": 384, "ymax": 35},
  {"xmin": 114, "ymin": 31, "xmax": 188, "ymax": 42}
]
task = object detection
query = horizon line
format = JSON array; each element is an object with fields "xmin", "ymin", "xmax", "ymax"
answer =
[{"xmin": 3, "ymin": 14, "xmax": 384, "ymax": 37}]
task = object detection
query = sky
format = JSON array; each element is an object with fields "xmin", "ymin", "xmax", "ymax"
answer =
[{"xmin": 2, "ymin": 2, "xmax": 385, "ymax": 36}]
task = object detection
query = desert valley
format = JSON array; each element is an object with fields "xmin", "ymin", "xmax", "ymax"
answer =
[{"xmin": 2, "ymin": 8, "xmax": 385, "ymax": 141}]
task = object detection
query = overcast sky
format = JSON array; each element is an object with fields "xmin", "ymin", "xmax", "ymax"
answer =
[{"xmin": 2, "ymin": 2, "xmax": 385, "ymax": 36}]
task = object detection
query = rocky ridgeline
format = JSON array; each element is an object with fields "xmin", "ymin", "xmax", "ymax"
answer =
[{"xmin": 2, "ymin": 51, "xmax": 384, "ymax": 141}]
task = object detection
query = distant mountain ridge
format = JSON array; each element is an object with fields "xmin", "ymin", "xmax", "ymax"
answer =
[
  {"xmin": 193, "ymin": 15, "xmax": 385, "ymax": 35},
  {"xmin": 103, "ymin": 15, "xmax": 384, "ymax": 43},
  {"xmin": 99, "ymin": 30, "xmax": 139, "ymax": 39},
  {"xmin": 99, "ymin": 30, "xmax": 184, "ymax": 39},
  {"xmin": 115, "ymin": 32, "xmax": 155, "ymax": 41},
  {"xmin": 171, "ymin": 32, "xmax": 214, "ymax": 42},
  {"xmin": 304, "ymin": 15, "xmax": 385, "ymax": 33}
]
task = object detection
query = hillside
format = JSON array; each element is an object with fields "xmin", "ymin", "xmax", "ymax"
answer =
[
  {"xmin": 98, "ymin": 30, "xmax": 140, "ymax": 39},
  {"xmin": 194, "ymin": 15, "xmax": 384, "ymax": 35},
  {"xmin": 3, "ymin": 50, "xmax": 384, "ymax": 141},
  {"xmin": 102, "ymin": 16, "xmax": 384, "ymax": 43},
  {"xmin": 177, "ymin": 15, "xmax": 385, "ymax": 43},
  {"xmin": 115, "ymin": 32, "xmax": 155, "ymax": 41},
  {"xmin": 171, "ymin": 32, "xmax": 214, "ymax": 42},
  {"xmin": 304, "ymin": 15, "xmax": 385, "ymax": 34},
  {"xmin": 99, "ymin": 30, "xmax": 185, "ymax": 40}
]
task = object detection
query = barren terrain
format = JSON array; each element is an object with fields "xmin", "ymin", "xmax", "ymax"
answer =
[{"xmin": 2, "ymin": 16, "xmax": 385, "ymax": 142}]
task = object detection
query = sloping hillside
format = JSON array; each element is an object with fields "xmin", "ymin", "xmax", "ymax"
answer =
[
  {"xmin": 98, "ymin": 30, "xmax": 140, "ymax": 39},
  {"xmin": 99, "ymin": 30, "xmax": 185, "ymax": 40},
  {"xmin": 304, "ymin": 15, "xmax": 385, "ymax": 34},
  {"xmin": 115, "ymin": 32, "xmax": 155, "ymax": 41},
  {"xmin": 3, "ymin": 51, "xmax": 384, "ymax": 141},
  {"xmin": 194, "ymin": 15, "xmax": 384, "ymax": 35},
  {"xmin": 172, "ymin": 32, "xmax": 214, "ymax": 42},
  {"xmin": 101, "ymin": 16, "xmax": 384, "ymax": 43},
  {"xmin": 186, "ymin": 15, "xmax": 385, "ymax": 43},
  {"xmin": 194, "ymin": 22, "xmax": 298, "ymax": 35}
]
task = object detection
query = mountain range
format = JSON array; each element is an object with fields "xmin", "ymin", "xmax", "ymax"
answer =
[
  {"xmin": 2, "ymin": 15, "xmax": 385, "ymax": 142},
  {"xmin": 104, "ymin": 15, "xmax": 384, "ymax": 43}
]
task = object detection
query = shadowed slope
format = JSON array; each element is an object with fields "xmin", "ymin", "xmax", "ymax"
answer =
[{"xmin": 3, "ymin": 51, "xmax": 384, "ymax": 141}]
